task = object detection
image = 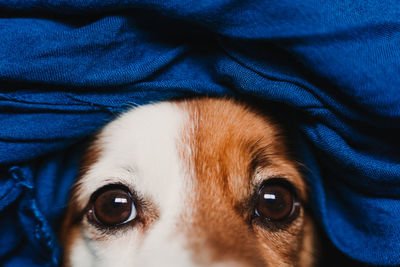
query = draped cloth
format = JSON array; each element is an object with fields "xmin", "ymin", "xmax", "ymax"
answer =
[{"xmin": 0, "ymin": 1, "xmax": 399, "ymax": 266}]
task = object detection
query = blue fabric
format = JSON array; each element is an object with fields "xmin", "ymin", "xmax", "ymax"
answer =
[{"xmin": 0, "ymin": 1, "xmax": 399, "ymax": 266}]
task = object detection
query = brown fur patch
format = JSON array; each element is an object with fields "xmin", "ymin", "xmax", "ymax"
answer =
[{"xmin": 176, "ymin": 98, "xmax": 316, "ymax": 266}]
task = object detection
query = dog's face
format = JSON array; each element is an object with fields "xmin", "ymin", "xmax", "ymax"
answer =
[{"xmin": 60, "ymin": 98, "xmax": 316, "ymax": 267}]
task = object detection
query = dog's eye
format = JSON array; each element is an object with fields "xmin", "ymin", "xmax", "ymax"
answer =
[
  {"xmin": 89, "ymin": 185, "xmax": 136, "ymax": 227},
  {"xmin": 255, "ymin": 178, "xmax": 299, "ymax": 222}
]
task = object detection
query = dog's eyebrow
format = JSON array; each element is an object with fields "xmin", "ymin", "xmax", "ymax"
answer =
[{"xmin": 248, "ymin": 139, "xmax": 277, "ymax": 175}]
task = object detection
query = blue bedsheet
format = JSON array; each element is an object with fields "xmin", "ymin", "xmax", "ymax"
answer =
[{"xmin": 0, "ymin": 1, "xmax": 399, "ymax": 266}]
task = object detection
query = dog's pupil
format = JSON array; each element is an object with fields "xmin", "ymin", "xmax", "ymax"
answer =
[
  {"xmin": 257, "ymin": 185, "xmax": 294, "ymax": 221},
  {"xmin": 94, "ymin": 189, "xmax": 132, "ymax": 226}
]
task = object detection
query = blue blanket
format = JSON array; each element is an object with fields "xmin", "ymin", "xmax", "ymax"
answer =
[{"xmin": 1, "ymin": 1, "xmax": 399, "ymax": 266}]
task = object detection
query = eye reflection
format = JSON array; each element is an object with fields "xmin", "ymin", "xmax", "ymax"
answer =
[
  {"xmin": 115, "ymin": 197, "xmax": 128, "ymax": 204},
  {"xmin": 263, "ymin": 193, "xmax": 276, "ymax": 200}
]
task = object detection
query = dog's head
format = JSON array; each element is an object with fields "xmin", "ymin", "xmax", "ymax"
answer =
[{"xmin": 60, "ymin": 98, "xmax": 316, "ymax": 267}]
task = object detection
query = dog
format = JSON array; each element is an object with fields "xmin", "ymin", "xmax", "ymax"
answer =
[{"xmin": 60, "ymin": 98, "xmax": 317, "ymax": 267}]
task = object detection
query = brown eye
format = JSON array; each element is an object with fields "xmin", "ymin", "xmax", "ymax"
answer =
[
  {"xmin": 255, "ymin": 179, "xmax": 299, "ymax": 222},
  {"xmin": 89, "ymin": 185, "xmax": 136, "ymax": 227}
]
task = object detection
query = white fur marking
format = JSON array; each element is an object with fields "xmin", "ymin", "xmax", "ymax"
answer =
[{"xmin": 71, "ymin": 102, "xmax": 200, "ymax": 266}]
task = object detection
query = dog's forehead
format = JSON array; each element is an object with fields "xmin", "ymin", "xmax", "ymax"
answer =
[{"xmin": 75, "ymin": 99, "xmax": 303, "ymax": 209}]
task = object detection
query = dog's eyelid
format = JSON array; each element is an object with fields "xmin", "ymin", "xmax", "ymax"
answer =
[
  {"xmin": 253, "ymin": 176, "xmax": 305, "ymax": 205},
  {"xmin": 89, "ymin": 180, "xmax": 138, "ymax": 199}
]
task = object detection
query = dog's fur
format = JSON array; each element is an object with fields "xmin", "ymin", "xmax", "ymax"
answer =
[{"xmin": 60, "ymin": 98, "xmax": 317, "ymax": 267}]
